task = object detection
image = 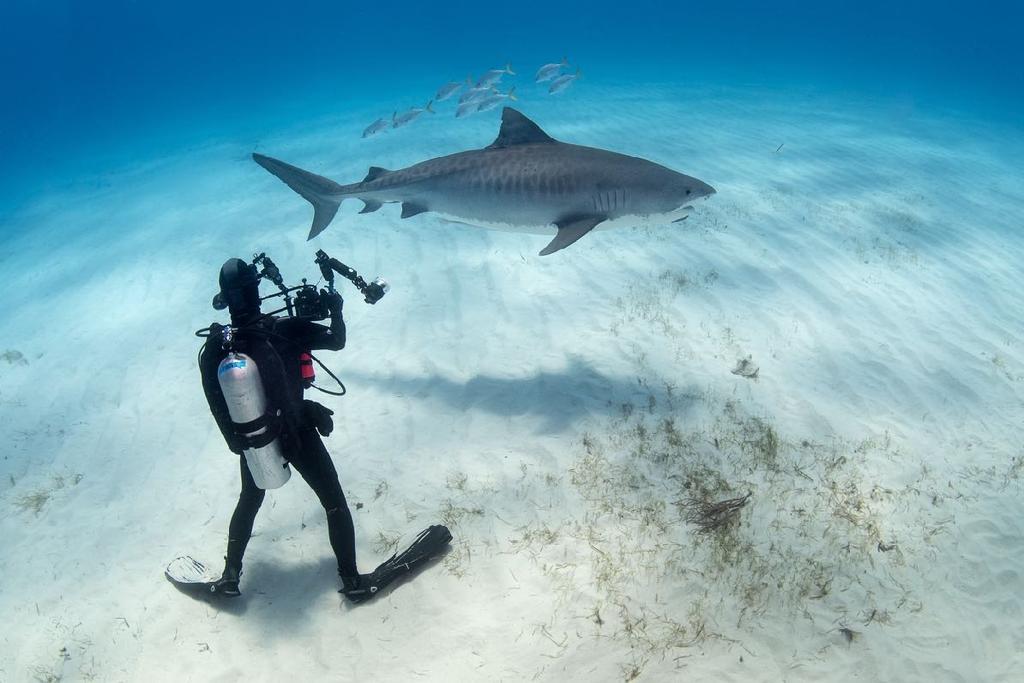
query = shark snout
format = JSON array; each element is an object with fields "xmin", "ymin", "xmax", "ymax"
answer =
[
  {"xmin": 696, "ymin": 180, "xmax": 716, "ymax": 198},
  {"xmin": 680, "ymin": 178, "xmax": 715, "ymax": 204},
  {"xmin": 676, "ymin": 179, "xmax": 715, "ymax": 216}
]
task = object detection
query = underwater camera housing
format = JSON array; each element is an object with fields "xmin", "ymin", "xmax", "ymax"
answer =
[
  {"xmin": 292, "ymin": 284, "xmax": 330, "ymax": 320},
  {"xmin": 212, "ymin": 250, "xmax": 389, "ymax": 320}
]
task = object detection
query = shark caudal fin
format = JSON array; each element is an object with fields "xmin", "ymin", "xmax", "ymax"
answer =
[{"xmin": 252, "ymin": 153, "xmax": 346, "ymax": 240}]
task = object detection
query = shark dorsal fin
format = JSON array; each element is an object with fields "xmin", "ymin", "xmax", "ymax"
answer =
[
  {"xmin": 363, "ymin": 166, "xmax": 391, "ymax": 182},
  {"xmin": 487, "ymin": 108, "xmax": 556, "ymax": 149}
]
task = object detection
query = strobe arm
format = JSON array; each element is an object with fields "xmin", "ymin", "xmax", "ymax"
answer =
[{"xmin": 315, "ymin": 249, "xmax": 388, "ymax": 304}]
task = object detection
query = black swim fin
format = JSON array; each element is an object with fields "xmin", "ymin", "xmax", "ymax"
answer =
[
  {"xmin": 165, "ymin": 556, "xmax": 241, "ymax": 599},
  {"xmin": 342, "ymin": 524, "xmax": 453, "ymax": 604}
]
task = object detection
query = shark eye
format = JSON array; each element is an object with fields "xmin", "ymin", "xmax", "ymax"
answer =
[{"xmin": 685, "ymin": 189, "xmax": 692, "ymax": 195}]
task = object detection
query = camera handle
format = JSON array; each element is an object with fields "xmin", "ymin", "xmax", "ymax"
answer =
[
  {"xmin": 254, "ymin": 252, "xmax": 296, "ymax": 316},
  {"xmin": 316, "ymin": 250, "xmax": 363, "ymax": 292}
]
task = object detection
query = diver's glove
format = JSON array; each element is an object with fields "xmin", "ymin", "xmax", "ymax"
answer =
[
  {"xmin": 323, "ymin": 290, "xmax": 344, "ymax": 315},
  {"xmin": 304, "ymin": 399, "xmax": 335, "ymax": 437}
]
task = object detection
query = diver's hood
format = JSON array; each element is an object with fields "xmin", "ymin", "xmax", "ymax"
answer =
[{"xmin": 215, "ymin": 258, "xmax": 261, "ymax": 318}]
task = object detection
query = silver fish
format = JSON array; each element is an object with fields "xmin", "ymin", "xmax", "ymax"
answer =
[
  {"xmin": 362, "ymin": 118, "xmax": 388, "ymax": 138},
  {"xmin": 535, "ymin": 57, "xmax": 568, "ymax": 83},
  {"xmin": 458, "ymin": 84, "xmax": 494, "ymax": 105},
  {"xmin": 475, "ymin": 63, "xmax": 515, "ymax": 89},
  {"xmin": 392, "ymin": 101, "xmax": 435, "ymax": 128},
  {"xmin": 455, "ymin": 100, "xmax": 483, "ymax": 118},
  {"xmin": 475, "ymin": 87, "xmax": 517, "ymax": 112},
  {"xmin": 434, "ymin": 79, "xmax": 466, "ymax": 102},
  {"xmin": 253, "ymin": 107, "xmax": 715, "ymax": 256},
  {"xmin": 548, "ymin": 68, "xmax": 580, "ymax": 94}
]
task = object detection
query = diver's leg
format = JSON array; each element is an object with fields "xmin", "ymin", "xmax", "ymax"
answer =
[
  {"xmin": 289, "ymin": 429, "xmax": 359, "ymax": 581},
  {"xmin": 218, "ymin": 455, "xmax": 266, "ymax": 595}
]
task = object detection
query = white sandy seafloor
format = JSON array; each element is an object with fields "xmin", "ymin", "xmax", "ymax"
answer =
[{"xmin": 1, "ymin": 83, "xmax": 1022, "ymax": 682}]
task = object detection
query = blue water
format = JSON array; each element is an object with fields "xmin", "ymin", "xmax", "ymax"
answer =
[
  {"xmin": 4, "ymin": 3, "xmax": 1024, "ymax": 679},
  {"xmin": 1, "ymin": 0, "xmax": 1021, "ymax": 209}
]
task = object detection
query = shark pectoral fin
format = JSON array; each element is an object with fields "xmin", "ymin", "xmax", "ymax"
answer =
[
  {"xmin": 359, "ymin": 199, "xmax": 383, "ymax": 214},
  {"xmin": 540, "ymin": 215, "xmax": 604, "ymax": 256},
  {"xmin": 401, "ymin": 202, "xmax": 429, "ymax": 219}
]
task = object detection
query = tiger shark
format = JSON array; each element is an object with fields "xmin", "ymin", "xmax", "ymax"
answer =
[{"xmin": 253, "ymin": 107, "xmax": 715, "ymax": 255}]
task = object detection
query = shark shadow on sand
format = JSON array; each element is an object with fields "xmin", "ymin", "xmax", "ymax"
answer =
[{"xmin": 342, "ymin": 358, "xmax": 704, "ymax": 434}]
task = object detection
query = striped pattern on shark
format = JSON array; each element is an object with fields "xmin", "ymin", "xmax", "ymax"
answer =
[{"xmin": 253, "ymin": 108, "xmax": 715, "ymax": 256}]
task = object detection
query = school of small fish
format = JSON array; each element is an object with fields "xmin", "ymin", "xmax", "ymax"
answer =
[{"xmin": 360, "ymin": 58, "xmax": 579, "ymax": 138}]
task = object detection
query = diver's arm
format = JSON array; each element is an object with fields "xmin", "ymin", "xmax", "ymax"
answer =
[
  {"xmin": 278, "ymin": 292, "xmax": 346, "ymax": 351},
  {"xmin": 322, "ymin": 291, "xmax": 347, "ymax": 351}
]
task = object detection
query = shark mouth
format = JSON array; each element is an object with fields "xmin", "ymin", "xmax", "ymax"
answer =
[{"xmin": 670, "ymin": 205, "xmax": 696, "ymax": 223}]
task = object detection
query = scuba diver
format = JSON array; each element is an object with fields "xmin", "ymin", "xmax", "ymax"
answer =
[
  {"xmin": 189, "ymin": 252, "xmax": 451, "ymax": 605},
  {"xmin": 199, "ymin": 257, "xmax": 367, "ymax": 600}
]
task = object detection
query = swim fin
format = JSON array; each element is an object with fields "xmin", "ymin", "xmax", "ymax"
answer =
[
  {"xmin": 165, "ymin": 556, "xmax": 241, "ymax": 598},
  {"xmin": 341, "ymin": 524, "xmax": 453, "ymax": 604}
]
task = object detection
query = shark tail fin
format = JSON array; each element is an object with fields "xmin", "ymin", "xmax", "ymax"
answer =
[
  {"xmin": 507, "ymin": 86, "xmax": 517, "ymax": 101},
  {"xmin": 252, "ymin": 153, "xmax": 346, "ymax": 240},
  {"xmin": 505, "ymin": 62, "xmax": 515, "ymax": 75},
  {"xmin": 426, "ymin": 99, "xmax": 435, "ymax": 113}
]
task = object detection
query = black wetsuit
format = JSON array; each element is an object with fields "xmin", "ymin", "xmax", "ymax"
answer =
[{"xmin": 199, "ymin": 309, "xmax": 359, "ymax": 578}]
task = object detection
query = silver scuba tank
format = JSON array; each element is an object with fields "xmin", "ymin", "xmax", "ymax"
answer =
[{"xmin": 217, "ymin": 352, "xmax": 291, "ymax": 489}]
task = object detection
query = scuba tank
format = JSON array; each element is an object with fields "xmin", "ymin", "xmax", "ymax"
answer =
[{"xmin": 217, "ymin": 352, "xmax": 291, "ymax": 489}]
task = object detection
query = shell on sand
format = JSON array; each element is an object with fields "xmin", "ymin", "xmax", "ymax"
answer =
[{"xmin": 731, "ymin": 355, "xmax": 760, "ymax": 379}]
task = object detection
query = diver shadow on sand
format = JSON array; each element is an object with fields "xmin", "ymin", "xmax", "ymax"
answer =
[
  {"xmin": 342, "ymin": 356, "xmax": 685, "ymax": 433},
  {"xmin": 164, "ymin": 555, "xmax": 337, "ymax": 620},
  {"xmin": 234, "ymin": 544, "xmax": 452, "ymax": 622},
  {"xmin": 236, "ymin": 556, "xmax": 341, "ymax": 622}
]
